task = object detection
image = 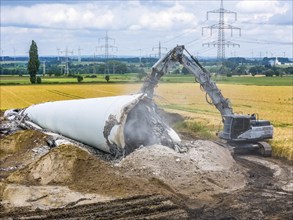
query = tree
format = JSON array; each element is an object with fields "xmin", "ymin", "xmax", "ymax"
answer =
[
  {"xmin": 249, "ymin": 66, "xmax": 265, "ymax": 76},
  {"xmin": 36, "ymin": 76, "xmax": 42, "ymax": 84},
  {"xmin": 234, "ymin": 65, "xmax": 247, "ymax": 75},
  {"xmin": 108, "ymin": 61, "xmax": 127, "ymax": 74},
  {"xmin": 264, "ymin": 69, "xmax": 274, "ymax": 77},
  {"xmin": 218, "ymin": 65, "xmax": 231, "ymax": 75},
  {"xmin": 137, "ymin": 69, "xmax": 147, "ymax": 81},
  {"xmin": 105, "ymin": 75, "xmax": 110, "ymax": 82},
  {"xmin": 28, "ymin": 40, "xmax": 40, "ymax": 84},
  {"xmin": 77, "ymin": 75, "xmax": 83, "ymax": 83},
  {"xmin": 223, "ymin": 61, "xmax": 238, "ymax": 71},
  {"xmin": 181, "ymin": 67, "xmax": 189, "ymax": 75},
  {"xmin": 273, "ymin": 69, "xmax": 282, "ymax": 77}
]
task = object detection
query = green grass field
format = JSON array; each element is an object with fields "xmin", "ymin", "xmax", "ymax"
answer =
[
  {"xmin": 0, "ymin": 75, "xmax": 292, "ymax": 86},
  {"xmin": 0, "ymin": 74, "xmax": 139, "ymax": 85}
]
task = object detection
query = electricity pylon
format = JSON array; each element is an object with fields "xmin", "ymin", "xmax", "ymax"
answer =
[{"xmin": 202, "ymin": 0, "xmax": 241, "ymax": 62}]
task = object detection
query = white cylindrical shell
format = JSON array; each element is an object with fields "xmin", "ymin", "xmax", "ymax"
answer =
[{"xmin": 23, "ymin": 94, "xmax": 145, "ymax": 153}]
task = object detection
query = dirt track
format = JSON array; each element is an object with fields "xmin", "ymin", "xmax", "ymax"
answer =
[
  {"xmin": 190, "ymin": 156, "xmax": 293, "ymax": 219},
  {"xmin": 0, "ymin": 195, "xmax": 188, "ymax": 219},
  {"xmin": 1, "ymin": 154, "xmax": 292, "ymax": 219}
]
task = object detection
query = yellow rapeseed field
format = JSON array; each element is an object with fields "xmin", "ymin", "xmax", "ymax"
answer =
[{"xmin": 1, "ymin": 83, "xmax": 292, "ymax": 160}]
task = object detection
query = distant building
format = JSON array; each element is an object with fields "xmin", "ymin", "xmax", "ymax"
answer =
[
  {"xmin": 284, "ymin": 63, "xmax": 293, "ymax": 66},
  {"xmin": 269, "ymin": 57, "xmax": 281, "ymax": 66}
]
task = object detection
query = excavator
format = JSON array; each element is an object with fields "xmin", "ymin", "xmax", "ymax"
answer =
[{"xmin": 141, "ymin": 45, "xmax": 273, "ymax": 156}]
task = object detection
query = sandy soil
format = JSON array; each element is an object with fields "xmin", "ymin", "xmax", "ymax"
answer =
[
  {"xmin": 118, "ymin": 141, "xmax": 246, "ymax": 200},
  {"xmin": 0, "ymin": 129, "xmax": 292, "ymax": 219}
]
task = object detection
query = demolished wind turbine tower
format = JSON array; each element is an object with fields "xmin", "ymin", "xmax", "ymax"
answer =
[
  {"xmin": 21, "ymin": 94, "xmax": 181, "ymax": 156},
  {"xmin": 202, "ymin": 0, "xmax": 241, "ymax": 63}
]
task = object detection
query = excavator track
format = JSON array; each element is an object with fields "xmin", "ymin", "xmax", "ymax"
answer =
[
  {"xmin": 212, "ymin": 141, "xmax": 272, "ymax": 157},
  {"xmin": 258, "ymin": 141, "xmax": 272, "ymax": 157}
]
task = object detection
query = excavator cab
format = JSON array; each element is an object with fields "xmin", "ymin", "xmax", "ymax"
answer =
[
  {"xmin": 219, "ymin": 115, "xmax": 251, "ymax": 140},
  {"xmin": 219, "ymin": 115, "xmax": 273, "ymax": 156},
  {"xmin": 219, "ymin": 115, "xmax": 273, "ymax": 142}
]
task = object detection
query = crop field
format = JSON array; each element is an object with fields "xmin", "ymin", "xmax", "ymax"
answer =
[
  {"xmin": 1, "ymin": 75, "xmax": 292, "ymax": 86},
  {"xmin": 0, "ymin": 83, "xmax": 292, "ymax": 160},
  {"xmin": 0, "ymin": 75, "xmax": 139, "ymax": 84}
]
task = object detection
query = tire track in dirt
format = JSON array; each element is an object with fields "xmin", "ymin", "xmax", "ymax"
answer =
[
  {"xmin": 0, "ymin": 195, "xmax": 188, "ymax": 219},
  {"xmin": 188, "ymin": 156, "xmax": 293, "ymax": 220}
]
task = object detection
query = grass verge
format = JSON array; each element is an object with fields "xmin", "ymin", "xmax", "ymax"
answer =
[{"xmin": 173, "ymin": 120, "xmax": 215, "ymax": 140}]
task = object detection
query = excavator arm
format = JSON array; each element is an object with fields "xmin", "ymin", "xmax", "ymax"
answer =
[
  {"xmin": 141, "ymin": 45, "xmax": 233, "ymax": 117},
  {"xmin": 141, "ymin": 45, "xmax": 273, "ymax": 156}
]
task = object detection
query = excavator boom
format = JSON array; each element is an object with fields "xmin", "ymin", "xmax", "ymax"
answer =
[
  {"xmin": 141, "ymin": 45, "xmax": 273, "ymax": 156},
  {"xmin": 141, "ymin": 45, "xmax": 233, "ymax": 116}
]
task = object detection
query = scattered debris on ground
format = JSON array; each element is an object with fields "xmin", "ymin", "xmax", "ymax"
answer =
[
  {"xmin": 118, "ymin": 141, "xmax": 246, "ymax": 200},
  {"xmin": 0, "ymin": 130, "xmax": 49, "ymax": 179},
  {"xmin": 0, "ymin": 109, "xmax": 292, "ymax": 219}
]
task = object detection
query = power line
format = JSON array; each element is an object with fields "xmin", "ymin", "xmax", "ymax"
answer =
[
  {"xmin": 13, "ymin": 48, "xmax": 16, "ymax": 68},
  {"xmin": 161, "ymin": 20, "xmax": 208, "ymax": 45},
  {"xmin": 202, "ymin": 0, "xmax": 241, "ymax": 62},
  {"xmin": 97, "ymin": 32, "xmax": 117, "ymax": 74},
  {"xmin": 42, "ymin": 61, "xmax": 46, "ymax": 76},
  {"xmin": 136, "ymin": 48, "xmax": 144, "ymax": 65},
  {"xmin": 0, "ymin": 48, "xmax": 4, "ymax": 62},
  {"xmin": 56, "ymin": 48, "xmax": 61, "ymax": 61},
  {"xmin": 78, "ymin": 46, "xmax": 83, "ymax": 62},
  {"xmin": 152, "ymin": 41, "xmax": 167, "ymax": 59},
  {"xmin": 235, "ymin": 38, "xmax": 291, "ymax": 45},
  {"xmin": 60, "ymin": 47, "xmax": 73, "ymax": 75}
]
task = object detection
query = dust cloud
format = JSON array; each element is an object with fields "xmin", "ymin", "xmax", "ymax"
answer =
[{"xmin": 124, "ymin": 100, "xmax": 181, "ymax": 155}]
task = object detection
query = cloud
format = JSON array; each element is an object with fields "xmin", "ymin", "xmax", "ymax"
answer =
[
  {"xmin": 2, "ymin": 3, "xmax": 115, "ymax": 30},
  {"xmin": 236, "ymin": 0, "xmax": 287, "ymax": 14},
  {"xmin": 1, "ymin": 2, "xmax": 196, "ymax": 31},
  {"xmin": 0, "ymin": 0, "xmax": 292, "ymax": 57},
  {"xmin": 269, "ymin": 4, "xmax": 293, "ymax": 25},
  {"xmin": 235, "ymin": 0, "xmax": 290, "ymax": 24},
  {"xmin": 137, "ymin": 4, "xmax": 196, "ymax": 30}
]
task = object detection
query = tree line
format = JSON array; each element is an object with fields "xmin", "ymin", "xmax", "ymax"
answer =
[{"xmin": 1, "ymin": 41, "xmax": 292, "ymax": 83}]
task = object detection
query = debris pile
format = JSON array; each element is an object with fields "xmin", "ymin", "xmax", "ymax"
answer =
[
  {"xmin": 0, "ymin": 130, "xmax": 48, "ymax": 179},
  {"xmin": 119, "ymin": 141, "xmax": 246, "ymax": 199},
  {"xmin": 0, "ymin": 125, "xmax": 292, "ymax": 220},
  {"xmin": 1, "ymin": 137, "xmax": 247, "ymax": 210}
]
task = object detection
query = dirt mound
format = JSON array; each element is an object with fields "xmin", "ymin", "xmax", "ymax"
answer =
[
  {"xmin": 7, "ymin": 141, "xmax": 245, "ymax": 201},
  {"xmin": 0, "ymin": 130, "xmax": 47, "ymax": 157},
  {"xmin": 7, "ymin": 145, "xmax": 170, "ymax": 198},
  {"xmin": 0, "ymin": 130, "xmax": 48, "ymax": 179},
  {"xmin": 1, "ymin": 136, "xmax": 292, "ymax": 219},
  {"xmin": 118, "ymin": 141, "xmax": 246, "ymax": 200},
  {"xmin": 8, "ymin": 144, "xmax": 89, "ymax": 185},
  {"xmin": 4, "ymin": 140, "xmax": 245, "ymax": 209}
]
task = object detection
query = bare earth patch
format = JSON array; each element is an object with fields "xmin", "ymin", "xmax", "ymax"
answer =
[{"xmin": 0, "ymin": 130, "xmax": 292, "ymax": 219}]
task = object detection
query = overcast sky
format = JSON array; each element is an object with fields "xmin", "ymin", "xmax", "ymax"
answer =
[{"xmin": 1, "ymin": 0, "xmax": 292, "ymax": 58}]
